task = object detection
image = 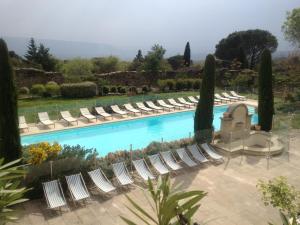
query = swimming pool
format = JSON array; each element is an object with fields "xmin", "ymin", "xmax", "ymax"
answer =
[{"xmin": 22, "ymin": 105, "xmax": 258, "ymax": 156}]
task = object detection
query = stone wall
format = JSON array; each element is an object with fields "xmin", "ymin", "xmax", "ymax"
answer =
[
  {"xmin": 95, "ymin": 68, "xmax": 202, "ymax": 86},
  {"xmin": 15, "ymin": 68, "xmax": 64, "ymax": 88}
]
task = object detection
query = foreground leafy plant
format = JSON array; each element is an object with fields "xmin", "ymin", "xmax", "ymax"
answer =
[
  {"xmin": 0, "ymin": 158, "xmax": 30, "ymax": 225},
  {"xmin": 257, "ymin": 176, "xmax": 300, "ymax": 225},
  {"xmin": 121, "ymin": 174, "xmax": 206, "ymax": 225}
]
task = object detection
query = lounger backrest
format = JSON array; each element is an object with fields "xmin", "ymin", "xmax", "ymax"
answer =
[
  {"xmin": 42, "ymin": 180, "xmax": 66, "ymax": 209},
  {"xmin": 38, "ymin": 112, "xmax": 50, "ymax": 121},
  {"xmin": 132, "ymin": 159, "xmax": 154, "ymax": 180},
  {"xmin": 148, "ymin": 154, "xmax": 169, "ymax": 174},
  {"xmin": 157, "ymin": 100, "xmax": 165, "ymax": 105},
  {"xmin": 168, "ymin": 98, "xmax": 177, "ymax": 104},
  {"xmin": 222, "ymin": 92, "xmax": 229, "ymax": 97},
  {"xmin": 136, "ymin": 102, "xmax": 144, "ymax": 107},
  {"xmin": 201, "ymin": 143, "xmax": 223, "ymax": 160},
  {"xmin": 95, "ymin": 107, "xmax": 105, "ymax": 113},
  {"xmin": 80, "ymin": 108, "xmax": 91, "ymax": 115},
  {"xmin": 19, "ymin": 116, "xmax": 26, "ymax": 124},
  {"xmin": 230, "ymin": 91, "xmax": 238, "ymax": 96},
  {"xmin": 111, "ymin": 105, "xmax": 121, "ymax": 111},
  {"xmin": 124, "ymin": 104, "xmax": 133, "ymax": 109},
  {"xmin": 146, "ymin": 101, "xmax": 155, "ymax": 107},
  {"xmin": 61, "ymin": 111, "xmax": 72, "ymax": 118},
  {"xmin": 88, "ymin": 168, "xmax": 115, "ymax": 193},
  {"xmin": 112, "ymin": 162, "xmax": 133, "ymax": 185},
  {"xmin": 160, "ymin": 151, "xmax": 181, "ymax": 170},
  {"xmin": 187, "ymin": 145, "xmax": 208, "ymax": 163},
  {"xmin": 65, "ymin": 173, "xmax": 90, "ymax": 201},
  {"xmin": 176, "ymin": 148, "xmax": 197, "ymax": 167}
]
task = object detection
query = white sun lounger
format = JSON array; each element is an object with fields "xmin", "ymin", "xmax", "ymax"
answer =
[
  {"xmin": 132, "ymin": 159, "xmax": 155, "ymax": 181},
  {"xmin": 148, "ymin": 154, "xmax": 169, "ymax": 175},
  {"xmin": 95, "ymin": 107, "xmax": 112, "ymax": 119},
  {"xmin": 167, "ymin": 98, "xmax": 185, "ymax": 109},
  {"xmin": 230, "ymin": 91, "xmax": 246, "ymax": 100},
  {"xmin": 222, "ymin": 92, "xmax": 239, "ymax": 101},
  {"xmin": 215, "ymin": 94, "xmax": 230, "ymax": 103},
  {"xmin": 112, "ymin": 162, "xmax": 133, "ymax": 186},
  {"xmin": 136, "ymin": 102, "xmax": 153, "ymax": 113},
  {"xmin": 88, "ymin": 168, "xmax": 116, "ymax": 193},
  {"xmin": 65, "ymin": 173, "xmax": 90, "ymax": 202},
  {"xmin": 176, "ymin": 148, "xmax": 197, "ymax": 167},
  {"xmin": 124, "ymin": 103, "xmax": 141, "ymax": 115},
  {"xmin": 214, "ymin": 98, "xmax": 221, "ymax": 104},
  {"xmin": 146, "ymin": 101, "xmax": 163, "ymax": 112},
  {"xmin": 60, "ymin": 111, "xmax": 78, "ymax": 125},
  {"xmin": 196, "ymin": 95, "xmax": 200, "ymax": 99},
  {"xmin": 38, "ymin": 112, "xmax": 55, "ymax": 128},
  {"xmin": 177, "ymin": 97, "xmax": 194, "ymax": 107},
  {"xmin": 187, "ymin": 145, "xmax": 209, "ymax": 163},
  {"xmin": 160, "ymin": 151, "xmax": 182, "ymax": 171},
  {"xmin": 80, "ymin": 108, "xmax": 97, "ymax": 122},
  {"xmin": 200, "ymin": 143, "xmax": 223, "ymax": 161},
  {"xmin": 111, "ymin": 105, "xmax": 128, "ymax": 117},
  {"xmin": 188, "ymin": 96, "xmax": 198, "ymax": 104},
  {"xmin": 19, "ymin": 116, "xmax": 29, "ymax": 131},
  {"xmin": 42, "ymin": 179, "xmax": 67, "ymax": 209},
  {"xmin": 157, "ymin": 100, "xmax": 175, "ymax": 111}
]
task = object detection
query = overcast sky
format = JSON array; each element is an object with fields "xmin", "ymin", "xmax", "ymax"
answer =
[{"xmin": 1, "ymin": 0, "xmax": 299, "ymax": 55}]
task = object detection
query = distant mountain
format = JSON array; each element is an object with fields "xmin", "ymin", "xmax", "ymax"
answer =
[
  {"xmin": 3, "ymin": 36, "xmax": 136, "ymax": 60},
  {"xmin": 3, "ymin": 36, "xmax": 208, "ymax": 61}
]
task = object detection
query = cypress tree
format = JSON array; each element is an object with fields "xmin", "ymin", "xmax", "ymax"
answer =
[
  {"xmin": 258, "ymin": 49, "xmax": 274, "ymax": 131},
  {"xmin": 0, "ymin": 39, "xmax": 21, "ymax": 161},
  {"xmin": 183, "ymin": 42, "xmax": 191, "ymax": 67},
  {"xmin": 194, "ymin": 54, "xmax": 216, "ymax": 143}
]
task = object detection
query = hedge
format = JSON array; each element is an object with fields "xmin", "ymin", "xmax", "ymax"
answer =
[
  {"xmin": 61, "ymin": 82, "xmax": 97, "ymax": 98},
  {"xmin": 158, "ymin": 79, "xmax": 201, "ymax": 91},
  {"xmin": 45, "ymin": 82, "xmax": 61, "ymax": 97}
]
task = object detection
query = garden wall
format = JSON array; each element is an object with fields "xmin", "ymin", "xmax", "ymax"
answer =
[
  {"xmin": 15, "ymin": 68, "xmax": 64, "ymax": 88},
  {"xmin": 95, "ymin": 69, "xmax": 202, "ymax": 86}
]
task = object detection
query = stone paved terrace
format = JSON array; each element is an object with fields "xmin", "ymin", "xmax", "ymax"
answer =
[{"xmin": 10, "ymin": 130, "xmax": 300, "ymax": 225}]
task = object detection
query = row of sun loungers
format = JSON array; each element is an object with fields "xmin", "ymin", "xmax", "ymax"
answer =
[
  {"xmin": 19, "ymin": 91, "xmax": 246, "ymax": 131},
  {"xmin": 42, "ymin": 143, "xmax": 223, "ymax": 209}
]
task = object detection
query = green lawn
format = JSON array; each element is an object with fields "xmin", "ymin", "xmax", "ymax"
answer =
[{"xmin": 18, "ymin": 91, "xmax": 199, "ymax": 123}]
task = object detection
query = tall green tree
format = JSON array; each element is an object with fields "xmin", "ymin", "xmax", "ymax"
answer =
[
  {"xmin": 167, "ymin": 55, "xmax": 184, "ymax": 70},
  {"xmin": 142, "ymin": 44, "xmax": 167, "ymax": 75},
  {"xmin": 215, "ymin": 29, "xmax": 278, "ymax": 69},
  {"xmin": 183, "ymin": 42, "xmax": 191, "ymax": 67},
  {"xmin": 194, "ymin": 54, "xmax": 216, "ymax": 143},
  {"xmin": 237, "ymin": 47, "xmax": 248, "ymax": 69},
  {"xmin": 0, "ymin": 39, "xmax": 21, "ymax": 161},
  {"xmin": 258, "ymin": 49, "xmax": 274, "ymax": 132},
  {"xmin": 24, "ymin": 38, "xmax": 38, "ymax": 61},
  {"xmin": 282, "ymin": 7, "xmax": 300, "ymax": 48},
  {"xmin": 129, "ymin": 49, "xmax": 144, "ymax": 71},
  {"xmin": 25, "ymin": 38, "xmax": 57, "ymax": 71}
]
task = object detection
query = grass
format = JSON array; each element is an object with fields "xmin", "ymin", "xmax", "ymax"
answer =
[{"xmin": 18, "ymin": 91, "xmax": 199, "ymax": 123}]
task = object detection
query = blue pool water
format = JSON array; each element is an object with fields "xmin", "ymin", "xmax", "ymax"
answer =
[{"xmin": 22, "ymin": 105, "xmax": 257, "ymax": 156}]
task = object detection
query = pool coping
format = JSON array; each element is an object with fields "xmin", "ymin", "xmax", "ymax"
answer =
[{"xmin": 21, "ymin": 100, "xmax": 258, "ymax": 137}]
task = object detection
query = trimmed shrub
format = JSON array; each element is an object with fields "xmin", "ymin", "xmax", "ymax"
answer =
[
  {"xmin": 100, "ymin": 86, "xmax": 109, "ymax": 95},
  {"xmin": 158, "ymin": 80, "xmax": 168, "ymax": 91},
  {"xmin": 19, "ymin": 87, "xmax": 30, "ymax": 95},
  {"xmin": 45, "ymin": 82, "xmax": 60, "ymax": 97},
  {"xmin": 185, "ymin": 79, "xmax": 193, "ymax": 90},
  {"xmin": 166, "ymin": 80, "xmax": 175, "ymax": 90},
  {"xmin": 175, "ymin": 79, "xmax": 186, "ymax": 90},
  {"xmin": 60, "ymin": 82, "xmax": 97, "ymax": 98},
  {"xmin": 30, "ymin": 84, "xmax": 46, "ymax": 96},
  {"xmin": 110, "ymin": 86, "xmax": 117, "ymax": 93},
  {"xmin": 142, "ymin": 85, "xmax": 149, "ymax": 94},
  {"xmin": 193, "ymin": 80, "xmax": 201, "ymax": 89},
  {"xmin": 117, "ymin": 86, "xmax": 126, "ymax": 94}
]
